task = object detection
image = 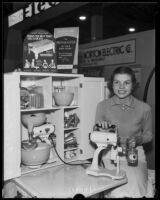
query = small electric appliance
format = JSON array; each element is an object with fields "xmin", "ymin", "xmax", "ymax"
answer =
[{"xmin": 86, "ymin": 125, "xmax": 126, "ymax": 179}]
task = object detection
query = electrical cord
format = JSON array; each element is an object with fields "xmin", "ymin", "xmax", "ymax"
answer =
[{"xmin": 48, "ymin": 134, "xmax": 91, "ymax": 167}]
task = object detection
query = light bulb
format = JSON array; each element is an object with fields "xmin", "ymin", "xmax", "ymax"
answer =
[
  {"xmin": 79, "ymin": 15, "xmax": 87, "ymax": 21},
  {"xmin": 129, "ymin": 27, "xmax": 135, "ymax": 32}
]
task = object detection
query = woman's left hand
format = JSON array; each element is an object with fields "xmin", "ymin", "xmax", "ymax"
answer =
[{"xmin": 128, "ymin": 135, "xmax": 143, "ymax": 147}]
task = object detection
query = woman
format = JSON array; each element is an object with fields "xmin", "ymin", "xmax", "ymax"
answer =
[{"xmin": 95, "ymin": 66, "xmax": 153, "ymax": 198}]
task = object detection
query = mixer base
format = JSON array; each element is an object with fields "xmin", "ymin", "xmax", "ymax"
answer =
[{"xmin": 86, "ymin": 167, "xmax": 126, "ymax": 180}]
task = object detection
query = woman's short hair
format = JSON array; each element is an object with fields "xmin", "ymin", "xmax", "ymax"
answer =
[{"xmin": 108, "ymin": 66, "xmax": 139, "ymax": 96}]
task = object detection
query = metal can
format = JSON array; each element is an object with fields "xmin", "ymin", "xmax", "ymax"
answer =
[
  {"xmin": 127, "ymin": 148, "xmax": 138, "ymax": 166},
  {"xmin": 127, "ymin": 140, "xmax": 138, "ymax": 166}
]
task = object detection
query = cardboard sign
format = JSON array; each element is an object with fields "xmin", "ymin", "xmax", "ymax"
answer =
[
  {"xmin": 23, "ymin": 29, "xmax": 56, "ymax": 72},
  {"xmin": 54, "ymin": 27, "xmax": 79, "ymax": 70}
]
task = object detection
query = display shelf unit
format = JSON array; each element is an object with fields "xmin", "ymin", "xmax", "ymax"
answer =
[{"xmin": 4, "ymin": 72, "xmax": 105, "ymax": 181}]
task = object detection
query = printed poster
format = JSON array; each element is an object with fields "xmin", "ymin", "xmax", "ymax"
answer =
[{"xmin": 23, "ymin": 29, "xmax": 56, "ymax": 72}]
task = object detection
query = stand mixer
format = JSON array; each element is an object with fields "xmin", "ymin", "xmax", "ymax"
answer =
[
  {"xmin": 86, "ymin": 125, "xmax": 126, "ymax": 180},
  {"xmin": 21, "ymin": 112, "xmax": 56, "ymax": 167},
  {"xmin": 21, "ymin": 113, "xmax": 50, "ymax": 150}
]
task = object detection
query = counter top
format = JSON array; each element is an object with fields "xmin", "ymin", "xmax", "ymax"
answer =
[{"xmin": 14, "ymin": 163, "xmax": 127, "ymax": 198}]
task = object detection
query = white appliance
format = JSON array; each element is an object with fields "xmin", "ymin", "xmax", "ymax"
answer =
[{"xmin": 3, "ymin": 72, "xmax": 108, "ymax": 198}]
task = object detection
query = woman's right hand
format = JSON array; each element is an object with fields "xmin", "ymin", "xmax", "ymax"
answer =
[{"xmin": 93, "ymin": 121, "xmax": 111, "ymax": 130}]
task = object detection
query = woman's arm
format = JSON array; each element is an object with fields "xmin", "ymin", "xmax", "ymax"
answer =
[
  {"xmin": 94, "ymin": 102, "xmax": 111, "ymax": 130},
  {"xmin": 125, "ymin": 103, "xmax": 153, "ymax": 147},
  {"xmin": 95, "ymin": 102, "xmax": 104, "ymax": 123},
  {"xmin": 141, "ymin": 104, "xmax": 153, "ymax": 144}
]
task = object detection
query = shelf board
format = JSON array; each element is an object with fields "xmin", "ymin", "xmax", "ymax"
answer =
[
  {"xmin": 64, "ymin": 147, "xmax": 78, "ymax": 152},
  {"xmin": 21, "ymin": 106, "xmax": 80, "ymax": 112},
  {"xmin": 21, "ymin": 107, "xmax": 61, "ymax": 112},
  {"xmin": 17, "ymin": 71, "xmax": 83, "ymax": 79},
  {"xmin": 64, "ymin": 127, "xmax": 79, "ymax": 131},
  {"xmin": 54, "ymin": 105, "xmax": 80, "ymax": 109}
]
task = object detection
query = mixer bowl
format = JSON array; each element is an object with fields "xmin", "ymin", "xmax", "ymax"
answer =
[
  {"xmin": 21, "ymin": 112, "xmax": 46, "ymax": 130},
  {"xmin": 21, "ymin": 142, "xmax": 51, "ymax": 166},
  {"xmin": 53, "ymin": 92, "xmax": 74, "ymax": 106}
]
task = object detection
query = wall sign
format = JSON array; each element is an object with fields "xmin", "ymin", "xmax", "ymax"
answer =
[
  {"xmin": 8, "ymin": 2, "xmax": 60, "ymax": 27},
  {"xmin": 79, "ymin": 39, "xmax": 136, "ymax": 67},
  {"xmin": 54, "ymin": 27, "xmax": 79, "ymax": 70},
  {"xmin": 23, "ymin": 29, "xmax": 56, "ymax": 72}
]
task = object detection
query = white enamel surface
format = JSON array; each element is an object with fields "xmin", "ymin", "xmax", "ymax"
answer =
[
  {"xmin": 4, "ymin": 72, "xmax": 106, "ymax": 181},
  {"xmin": 15, "ymin": 165, "xmax": 127, "ymax": 198},
  {"xmin": 4, "ymin": 73, "xmax": 21, "ymax": 180}
]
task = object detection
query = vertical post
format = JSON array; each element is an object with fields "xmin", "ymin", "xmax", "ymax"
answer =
[{"xmin": 91, "ymin": 15, "xmax": 103, "ymax": 41}]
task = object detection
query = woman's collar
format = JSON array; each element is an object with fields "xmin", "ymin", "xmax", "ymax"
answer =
[{"xmin": 111, "ymin": 95, "xmax": 135, "ymax": 108}]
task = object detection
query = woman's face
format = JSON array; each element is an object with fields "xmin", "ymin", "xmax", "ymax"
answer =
[{"xmin": 113, "ymin": 73, "xmax": 133, "ymax": 99}]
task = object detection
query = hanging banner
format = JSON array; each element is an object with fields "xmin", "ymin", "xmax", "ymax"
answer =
[
  {"xmin": 23, "ymin": 29, "xmax": 56, "ymax": 72},
  {"xmin": 54, "ymin": 27, "xmax": 79, "ymax": 70},
  {"xmin": 79, "ymin": 39, "xmax": 136, "ymax": 67}
]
